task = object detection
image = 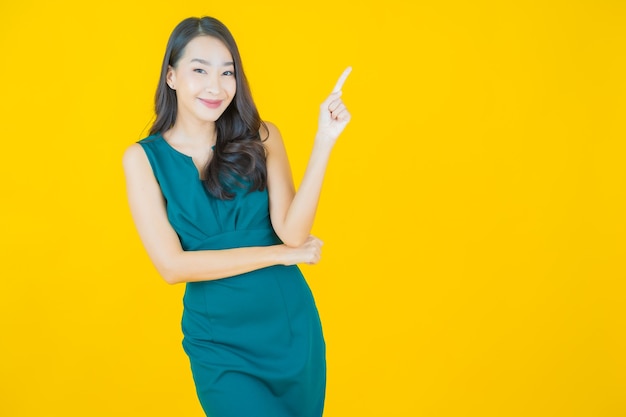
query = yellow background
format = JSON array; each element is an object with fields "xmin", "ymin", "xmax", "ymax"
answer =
[{"xmin": 1, "ymin": 1, "xmax": 625, "ymax": 416}]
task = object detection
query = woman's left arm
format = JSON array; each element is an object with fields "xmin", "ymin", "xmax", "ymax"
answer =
[{"xmin": 266, "ymin": 67, "xmax": 352, "ymax": 247}]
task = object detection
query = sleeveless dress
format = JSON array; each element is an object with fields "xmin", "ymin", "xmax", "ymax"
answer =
[{"xmin": 139, "ymin": 134, "xmax": 326, "ymax": 417}]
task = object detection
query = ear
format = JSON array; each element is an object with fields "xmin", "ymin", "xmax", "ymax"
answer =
[{"xmin": 166, "ymin": 65, "xmax": 176, "ymax": 90}]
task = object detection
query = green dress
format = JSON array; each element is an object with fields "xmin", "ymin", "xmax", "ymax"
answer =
[{"xmin": 139, "ymin": 134, "xmax": 326, "ymax": 417}]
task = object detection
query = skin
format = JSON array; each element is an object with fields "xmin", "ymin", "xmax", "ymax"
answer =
[{"xmin": 123, "ymin": 35, "xmax": 351, "ymax": 284}]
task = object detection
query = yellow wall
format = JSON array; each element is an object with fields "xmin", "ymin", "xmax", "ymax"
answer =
[{"xmin": 1, "ymin": 1, "xmax": 625, "ymax": 416}]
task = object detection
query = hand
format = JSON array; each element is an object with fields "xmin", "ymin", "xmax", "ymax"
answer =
[
  {"xmin": 317, "ymin": 67, "xmax": 352, "ymax": 146},
  {"xmin": 280, "ymin": 236, "xmax": 324, "ymax": 265}
]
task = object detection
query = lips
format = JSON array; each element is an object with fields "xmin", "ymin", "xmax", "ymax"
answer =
[{"xmin": 198, "ymin": 98, "xmax": 223, "ymax": 109}]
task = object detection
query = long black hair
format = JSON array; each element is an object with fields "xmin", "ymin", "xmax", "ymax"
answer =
[{"xmin": 150, "ymin": 16, "xmax": 267, "ymax": 199}]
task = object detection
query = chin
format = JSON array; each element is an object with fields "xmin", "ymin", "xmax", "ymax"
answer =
[{"xmin": 196, "ymin": 110, "xmax": 227, "ymax": 123}]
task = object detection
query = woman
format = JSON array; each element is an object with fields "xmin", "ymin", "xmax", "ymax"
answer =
[{"xmin": 123, "ymin": 16, "xmax": 350, "ymax": 416}]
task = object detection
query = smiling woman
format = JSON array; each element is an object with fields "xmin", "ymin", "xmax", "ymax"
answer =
[
  {"xmin": 166, "ymin": 37, "xmax": 237, "ymax": 128},
  {"xmin": 148, "ymin": 19, "xmax": 268, "ymax": 199},
  {"xmin": 122, "ymin": 16, "xmax": 351, "ymax": 417}
]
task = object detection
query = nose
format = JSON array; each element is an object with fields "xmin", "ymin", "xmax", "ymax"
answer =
[{"xmin": 205, "ymin": 70, "xmax": 221, "ymax": 95}]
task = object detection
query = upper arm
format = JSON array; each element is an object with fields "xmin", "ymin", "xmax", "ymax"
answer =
[
  {"xmin": 264, "ymin": 122, "xmax": 296, "ymax": 240},
  {"xmin": 122, "ymin": 144, "xmax": 184, "ymax": 279}
]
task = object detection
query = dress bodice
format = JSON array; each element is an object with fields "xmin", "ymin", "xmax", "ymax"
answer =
[{"xmin": 138, "ymin": 134, "xmax": 281, "ymax": 251}]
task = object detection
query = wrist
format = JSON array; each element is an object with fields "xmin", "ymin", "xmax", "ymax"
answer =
[
  {"xmin": 269, "ymin": 244, "xmax": 289, "ymax": 266},
  {"xmin": 313, "ymin": 133, "xmax": 335, "ymax": 153}
]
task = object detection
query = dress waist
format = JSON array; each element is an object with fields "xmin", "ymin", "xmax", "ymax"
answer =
[{"xmin": 184, "ymin": 228, "xmax": 282, "ymax": 251}]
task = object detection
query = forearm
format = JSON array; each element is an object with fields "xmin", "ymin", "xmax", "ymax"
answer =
[
  {"xmin": 159, "ymin": 245, "xmax": 285, "ymax": 284},
  {"xmin": 267, "ymin": 68, "xmax": 351, "ymax": 246},
  {"xmin": 280, "ymin": 139, "xmax": 333, "ymax": 246}
]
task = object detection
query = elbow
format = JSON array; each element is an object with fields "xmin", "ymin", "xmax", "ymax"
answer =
[
  {"xmin": 279, "ymin": 233, "xmax": 309, "ymax": 248},
  {"xmin": 155, "ymin": 259, "xmax": 185, "ymax": 285},
  {"xmin": 161, "ymin": 272, "xmax": 182, "ymax": 285},
  {"xmin": 150, "ymin": 248, "xmax": 197, "ymax": 284}
]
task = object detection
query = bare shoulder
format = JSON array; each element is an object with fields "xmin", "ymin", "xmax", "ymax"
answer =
[
  {"xmin": 122, "ymin": 143, "xmax": 149, "ymax": 171},
  {"xmin": 261, "ymin": 121, "xmax": 285, "ymax": 151}
]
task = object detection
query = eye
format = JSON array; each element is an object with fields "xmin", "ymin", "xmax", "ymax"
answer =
[
  {"xmin": 223, "ymin": 70, "xmax": 234, "ymax": 76},
  {"xmin": 193, "ymin": 68, "xmax": 207, "ymax": 74}
]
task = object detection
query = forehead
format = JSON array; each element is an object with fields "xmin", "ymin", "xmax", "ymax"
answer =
[{"xmin": 181, "ymin": 35, "xmax": 233, "ymax": 62}]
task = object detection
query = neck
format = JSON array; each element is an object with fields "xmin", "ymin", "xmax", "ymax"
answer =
[{"xmin": 166, "ymin": 113, "xmax": 218, "ymax": 146}]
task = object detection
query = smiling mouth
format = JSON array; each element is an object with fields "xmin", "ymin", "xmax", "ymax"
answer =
[{"xmin": 199, "ymin": 98, "xmax": 223, "ymax": 108}]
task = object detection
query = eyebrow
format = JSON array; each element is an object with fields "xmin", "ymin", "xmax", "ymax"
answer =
[{"xmin": 190, "ymin": 58, "xmax": 234, "ymax": 66}]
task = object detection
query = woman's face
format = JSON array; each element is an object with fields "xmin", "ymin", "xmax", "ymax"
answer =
[{"xmin": 167, "ymin": 36, "xmax": 237, "ymax": 124}]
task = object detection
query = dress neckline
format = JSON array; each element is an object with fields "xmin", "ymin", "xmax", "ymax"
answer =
[{"xmin": 157, "ymin": 132, "xmax": 195, "ymax": 160}]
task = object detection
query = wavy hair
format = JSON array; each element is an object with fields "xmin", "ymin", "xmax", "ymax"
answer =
[{"xmin": 150, "ymin": 16, "xmax": 267, "ymax": 199}]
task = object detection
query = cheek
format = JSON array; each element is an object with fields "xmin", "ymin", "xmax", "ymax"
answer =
[
  {"xmin": 177, "ymin": 76, "xmax": 198, "ymax": 94},
  {"xmin": 225, "ymin": 78, "xmax": 237, "ymax": 96}
]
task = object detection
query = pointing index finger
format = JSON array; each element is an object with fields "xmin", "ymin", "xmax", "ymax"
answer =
[{"xmin": 332, "ymin": 66, "xmax": 352, "ymax": 93}]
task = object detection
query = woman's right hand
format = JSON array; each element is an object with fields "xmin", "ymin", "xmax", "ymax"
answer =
[{"xmin": 279, "ymin": 235, "xmax": 324, "ymax": 265}]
